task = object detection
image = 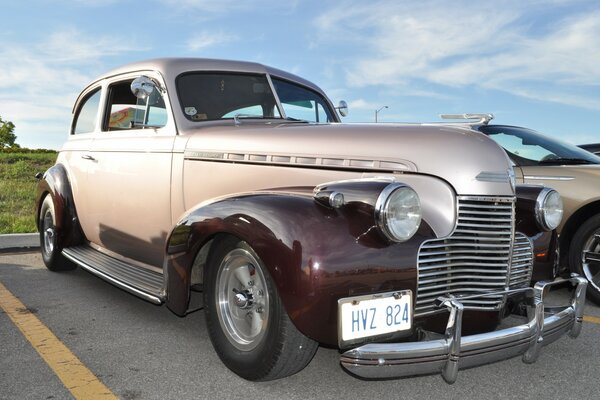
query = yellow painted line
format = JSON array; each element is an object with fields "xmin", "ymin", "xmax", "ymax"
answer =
[
  {"xmin": 0, "ymin": 281, "xmax": 116, "ymax": 399},
  {"xmin": 584, "ymin": 315, "xmax": 600, "ymax": 324}
]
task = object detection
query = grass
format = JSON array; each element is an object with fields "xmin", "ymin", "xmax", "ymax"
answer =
[{"xmin": 0, "ymin": 152, "xmax": 57, "ymax": 233}]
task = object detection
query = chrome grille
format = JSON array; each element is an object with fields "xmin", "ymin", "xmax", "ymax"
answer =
[
  {"xmin": 508, "ymin": 233, "xmax": 534, "ymax": 288},
  {"xmin": 416, "ymin": 196, "xmax": 514, "ymax": 316}
]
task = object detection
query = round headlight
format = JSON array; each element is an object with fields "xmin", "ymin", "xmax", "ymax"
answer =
[
  {"xmin": 535, "ymin": 188, "xmax": 563, "ymax": 231},
  {"xmin": 375, "ymin": 184, "xmax": 422, "ymax": 242}
]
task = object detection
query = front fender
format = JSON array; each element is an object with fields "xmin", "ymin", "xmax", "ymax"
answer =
[{"xmin": 164, "ymin": 191, "xmax": 436, "ymax": 346}]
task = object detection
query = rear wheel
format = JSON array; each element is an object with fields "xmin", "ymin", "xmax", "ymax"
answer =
[
  {"xmin": 204, "ymin": 236, "xmax": 317, "ymax": 381},
  {"xmin": 569, "ymin": 214, "xmax": 600, "ymax": 304},
  {"xmin": 39, "ymin": 196, "xmax": 75, "ymax": 271}
]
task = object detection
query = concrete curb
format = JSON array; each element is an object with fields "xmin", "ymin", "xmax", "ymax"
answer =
[{"xmin": 0, "ymin": 233, "xmax": 39, "ymax": 253}]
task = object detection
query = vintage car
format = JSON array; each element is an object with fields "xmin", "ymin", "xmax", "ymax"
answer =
[
  {"xmin": 36, "ymin": 59, "xmax": 587, "ymax": 383},
  {"xmin": 438, "ymin": 114, "xmax": 600, "ymax": 305}
]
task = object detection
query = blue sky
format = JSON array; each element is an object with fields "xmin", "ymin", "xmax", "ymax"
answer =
[{"xmin": 1, "ymin": 0, "xmax": 599, "ymax": 149}]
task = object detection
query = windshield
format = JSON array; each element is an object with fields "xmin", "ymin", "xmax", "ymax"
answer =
[
  {"xmin": 176, "ymin": 72, "xmax": 335, "ymax": 123},
  {"xmin": 479, "ymin": 125, "xmax": 600, "ymax": 166},
  {"xmin": 177, "ymin": 73, "xmax": 281, "ymax": 121}
]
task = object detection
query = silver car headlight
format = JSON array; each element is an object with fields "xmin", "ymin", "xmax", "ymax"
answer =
[
  {"xmin": 535, "ymin": 188, "xmax": 563, "ymax": 231},
  {"xmin": 375, "ymin": 184, "xmax": 422, "ymax": 242}
]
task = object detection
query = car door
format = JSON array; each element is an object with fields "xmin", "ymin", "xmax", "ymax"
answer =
[
  {"xmin": 83, "ymin": 72, "xmax": 177, "ymax": 268},
  {"xmin": 62, "ymin": 85, "xmax": 103, "ymax": 235}
]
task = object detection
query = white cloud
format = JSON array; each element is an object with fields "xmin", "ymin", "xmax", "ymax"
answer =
[
  {"xmin": 185, "ymin": 31, "xmax": 238, "ymax": 52},
  {"xmin": 159, "ymin": 0, "xmax": 243, "ymax": 13},
  {"xmin": 314, "ymin": 0, "xmax": 600, "ymax": 110},
  {"xmin": 157, "ymin": 0, "xmax": 299, "ymax": 15},
  {"xmin": 348, "ymin": 99, "xmax": 380, "ymax": 110},
  {"xmin": 0, "ymin": 28, "xmax": 145, "ymax": 149},
  {"xmin": 70, "ymin": 0, "xmax": 118, "ymax": 5},
  {"xmin": 43, "ymin": 29, "xmax": 146, "ymax": 63}
]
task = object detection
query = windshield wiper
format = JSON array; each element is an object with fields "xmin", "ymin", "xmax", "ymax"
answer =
[
  {"xmin": 233, "ymin": 114, "xmax": 270, "ymax": 125},
  {"xmin": 539, "ymin": 157, "xmax": 594, "ymax": 165},
  {"xmin": 283, "ymin": 117, "xmax": 309, "ymax": 123}
]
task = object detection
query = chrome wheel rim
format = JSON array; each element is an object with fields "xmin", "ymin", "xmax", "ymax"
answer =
[
  {"xmin": 582, "ymin": 231, "xmax": 600, "ymax": 294},
  {"xmin": 216, "ymin": 248, "xmax": 269, "ymax": 351},
  {"xmin": 42, "ymin": 208, "xmax": 55, "ymax": 256}
]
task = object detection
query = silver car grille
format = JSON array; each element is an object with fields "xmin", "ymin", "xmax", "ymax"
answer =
[
  {"xmin": 508, "ymin": 233, "xmax": 534, "ymax": 288},
  {"xmin": 416, "ymin": 196, "xmax": 516, "ymax": 316}
]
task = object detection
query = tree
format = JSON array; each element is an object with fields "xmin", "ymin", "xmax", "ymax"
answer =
[{"xmin": 0, "ymin": 116, "xmax": 18, "ymax": 149}]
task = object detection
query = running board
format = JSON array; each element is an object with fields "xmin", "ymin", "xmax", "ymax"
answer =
[{"xmin": 62, "ymin": 245, "xmax": 165, "ymax": 304}]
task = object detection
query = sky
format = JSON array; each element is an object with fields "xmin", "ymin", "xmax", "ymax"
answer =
[{"xmin": 1, "ymin": 0, "xmax": 599, "ymax": 149}]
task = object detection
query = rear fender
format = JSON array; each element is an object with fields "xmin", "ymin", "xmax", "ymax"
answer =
[{"xmin": 36, "ymin": 164, "xmax": 84, "ymax": 249}]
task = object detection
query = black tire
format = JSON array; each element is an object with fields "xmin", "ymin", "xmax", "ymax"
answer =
[
  {"xmin": 204, "ymin": 236, "xmax": 318, "ymax": 381},
  {"xmin": 569, "ymin": 214, "xmax": 600, "ymax": 304},
  {"xmin": 39, "ymin": 196, "xmax": 76, "ymax": 272}
]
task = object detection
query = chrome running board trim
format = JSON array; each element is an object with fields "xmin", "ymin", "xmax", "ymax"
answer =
[{"xmin": 63, "ymin": 245, "xmax": 165, "ymax": 304}]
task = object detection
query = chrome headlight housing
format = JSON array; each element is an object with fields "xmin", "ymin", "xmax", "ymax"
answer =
[
  {"xmin": 535, "ymin": 188, "xmax": 563, "ymax": 231},
  {"xmin": 375, "ymin": 184, "xmax": 422, "ymax": 242}
]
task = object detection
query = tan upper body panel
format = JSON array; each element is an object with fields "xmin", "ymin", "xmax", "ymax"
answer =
[
  {"xmin": 179, "ymin": 122, "xmax": 514, "ymax": 198},
  {"xmin": 62, "ymin": 58, "xmax": 516, "ymax": 267}
]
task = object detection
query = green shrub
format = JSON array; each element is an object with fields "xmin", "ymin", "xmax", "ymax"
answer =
[{"xmin": 0, "ymin": 151, "xmax": 57, "ymax": 233}]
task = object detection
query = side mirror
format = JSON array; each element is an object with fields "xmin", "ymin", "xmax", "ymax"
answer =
[
  {"xmin": 131, "ymin": 76, "xmax": 156, "ymax": 99},
  {"xmin": 336, "ymin": 100, "xmax": 349, "ymax": 117}
]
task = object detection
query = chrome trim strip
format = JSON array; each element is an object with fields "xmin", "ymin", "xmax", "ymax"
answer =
[
  {"xmin": 524, "ymin": 175, "xmax": 575, "ymax": 181},
  {"xmin": 184, "ymin": 150, "xmax": 416, "ymax": 172},
  {"xmin": 62, "ymin": 250, "xmax": 164, "ymax": 305},
  {"xmin": 475, "ymin": 171, "xmax": 510, "ymax": 183},
  {"xmin": 341, "ymin": 276, "xmax": 587, "ymax": 382}
]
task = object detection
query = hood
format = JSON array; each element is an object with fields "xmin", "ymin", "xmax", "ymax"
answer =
[{"xmin": 181, "ymin": 122, "xmax": 514, "ymax": 196}]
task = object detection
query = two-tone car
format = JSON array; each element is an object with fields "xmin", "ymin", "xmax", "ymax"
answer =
[{"xmin": 36, "ymin": 59, "xmax": 586, "ymax": 382}]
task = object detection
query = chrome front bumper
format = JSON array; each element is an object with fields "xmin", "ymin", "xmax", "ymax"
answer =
[{"xmin": 340, "ymin": 275, "xmax": 587, "ymax": 383}]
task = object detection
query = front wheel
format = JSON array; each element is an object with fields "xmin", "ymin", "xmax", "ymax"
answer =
[
  {"xmin": 204, "ymin": 236, "xmax": 317, "ymax": 381},
  {"xmin": 39, "ymin": 196, "xmax": 75, "ymax": 271},
  {"xmin": 569, "ymin": 214, "xmax": 600, "ymax": 304}
]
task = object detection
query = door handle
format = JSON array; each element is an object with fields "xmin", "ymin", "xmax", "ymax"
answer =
[{"xmin": 81, "ymin": 154, "xmax": 96, "ymax": 161}]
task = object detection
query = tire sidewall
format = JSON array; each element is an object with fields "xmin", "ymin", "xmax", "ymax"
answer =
[
  {"xmin": 40, "ymin": 196, "xmax": 59, "ymax": 265},
  {"xmin": 39, "ymin": 195, "xmax": 74, "ymax": 271},
  {"xmin": 204, "ymin": 237, "xmax": 284, "ymax": 380},
  {"xmin": 569, "ymin": 214, "xmax": 600, "ymax": 303}
]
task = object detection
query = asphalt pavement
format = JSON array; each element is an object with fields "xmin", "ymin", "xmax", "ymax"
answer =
[
  {"xmin": 0, "ymin": 233, "xmax": 39, "ymax": 253},
  {"xmin": 1, "ymin": 250, "xmax": 599, "ymax": 400}
]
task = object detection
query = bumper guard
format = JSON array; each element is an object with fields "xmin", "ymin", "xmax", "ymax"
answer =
[{"xmin": 340, "ymin": 275, "xmax": 587, "ymax": 383}]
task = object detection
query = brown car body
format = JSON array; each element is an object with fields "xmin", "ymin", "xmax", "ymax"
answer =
[{"xmin": 36, "ymin": 58, "xmax": 586, "ymax": 382}]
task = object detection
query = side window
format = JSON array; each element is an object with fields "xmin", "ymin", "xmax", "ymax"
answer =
[
  {"xmin": 73, "ymin": 88, "xmax": 101, "ymax": 134},
  {"xmin": 271, "ymin": 78, "xmax": 335, "ymax": 123},
  {"xmin": 104, "ymin": 79, "xmax": 167, "ymax": 131}
]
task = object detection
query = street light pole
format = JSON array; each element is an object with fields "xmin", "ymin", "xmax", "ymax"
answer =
[{"xmin": 375, "ymin": 106, "xmax": 388, "ymax": 123}]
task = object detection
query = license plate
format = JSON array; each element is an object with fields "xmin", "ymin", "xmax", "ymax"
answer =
[{"xmin": 338, "ymin": 290, "xmax": 412, "ymax": 344}]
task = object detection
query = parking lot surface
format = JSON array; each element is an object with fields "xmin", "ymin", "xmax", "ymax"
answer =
[{"xmin": 1, "ymin": 252, "xmax": 599, "ymax": 400}]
